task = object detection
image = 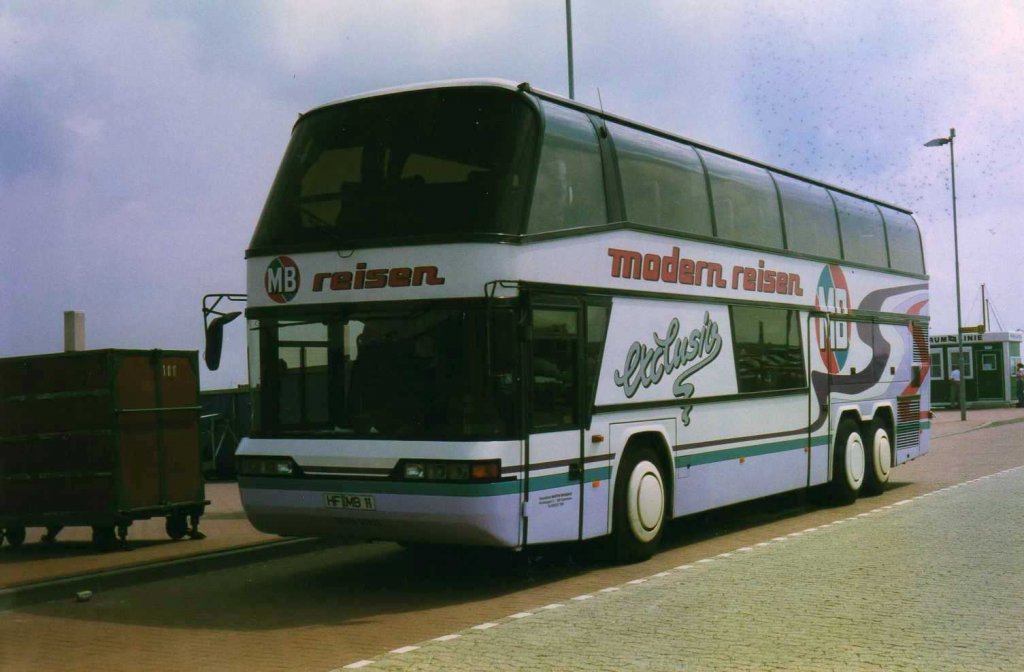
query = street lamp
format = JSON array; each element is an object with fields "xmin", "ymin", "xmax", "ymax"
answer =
[{"xmin": 924, "ymin": 128, "xmax": 966, "ymax": 421}]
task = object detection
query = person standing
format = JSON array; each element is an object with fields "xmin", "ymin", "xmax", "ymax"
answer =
[
  {"xmin": 1015, "ymin": 362, "xmax": 1024, "ymax": 408},
  {"xmin": 949, "ymin": 364, "xmax": 962, "ymax": 408}
]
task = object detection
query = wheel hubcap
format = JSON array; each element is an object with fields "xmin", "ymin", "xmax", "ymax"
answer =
[
  {"xmin": 628, "ymin": 461, "xmax": 664, "ymax": 542},
  {"xmin": 846, "ymin": 433, "xmax": 865, "ymax": 489},
  {"xmin": 874, "ymin": 429, "xmax": 892, "ymax": 479}
]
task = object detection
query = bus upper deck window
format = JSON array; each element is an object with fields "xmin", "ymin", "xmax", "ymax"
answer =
[{"xmin": 527, "ymin": 102, "xmax": 606, "ymax": 235}]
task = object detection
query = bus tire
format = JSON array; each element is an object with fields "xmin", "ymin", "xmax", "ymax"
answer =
[
  {"xmin": 830, "ymin": 418, "xmax": 865, "ymax": 505},
  {"xmin": 862, "ymin": 418, "xmax": 893, "ymax": 496},
  {"xmin": 612, "ymin": 446, "xmax": 666, "ymax": 563}
]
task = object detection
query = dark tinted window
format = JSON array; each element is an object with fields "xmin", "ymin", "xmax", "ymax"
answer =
[
  {"xmin": 531, "ymin": 308, "xmax": 579, "ymax": 429},
  {"xmin": 833, "ymin": 192, "xmax": 888, "ymax": 267},
  {"xmin": 879, "ymin": 207, "xmax": 925, "ymax": 274},
  {"xmin": 261, "ymin": 306, "xmax": 520, "ymax": 439},
  {"xmin": 527, "ymin": 102, "xmax": 606, "ymax": 234},
  {"xmin": 731, "ymin": 306, "xmax": 805, "ymax": 393},
  {"xmin": 250, "ymin": 88, "xmax": 538, "ymax": 250},
  {"xmin": 586, "ymin": 304, "xmax": 610, "ymax": 406},
  {"xmin": 609, "ymin": 123, "xmax": 712, "ymax": 236},
  {"xmin": 774, "ymin": 173, "xmax": 841, "ymax": 259},
  {"xmin": 701, "ymin": 152, "xmax": 783, "ymax": 249}
]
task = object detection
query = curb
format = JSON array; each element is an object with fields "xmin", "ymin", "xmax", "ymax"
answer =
[{"xmin": 0, "ymin": 537, "xmax": 341, "ymax": 611}]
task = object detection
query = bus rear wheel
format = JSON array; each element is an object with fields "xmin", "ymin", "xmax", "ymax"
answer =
[
  {"xmin": 830, "ymin": 418, "xmax": 865, "ymax": 505},
  {"xmin": 612, "ymin": 446, "xmax": 666, "ymax": 563},
  {"xmin": 862, "ymin": 418, "xmax": 893, "ymax": 496}
]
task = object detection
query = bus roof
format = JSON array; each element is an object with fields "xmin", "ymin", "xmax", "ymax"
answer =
[{"xmin": 299, "ymin": 78, "xmax": 913, "ymax": 216}]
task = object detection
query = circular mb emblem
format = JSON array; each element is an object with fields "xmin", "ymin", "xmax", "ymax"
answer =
[{"xmin": 265, "ymin": 256, "xmax": 301, "ymax": 304}]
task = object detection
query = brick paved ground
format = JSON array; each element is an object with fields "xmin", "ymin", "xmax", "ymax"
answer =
[
  {"xmin": 0, "ymin": 483, "xmax": 275, "ymax": 587},
  {"xmin": 348, "ymin": 466, "xmax": 1024, "ymax": 672},
  {"xmin": 0, "ymin": 410, "xmax": 1021, "ymax": 672}
]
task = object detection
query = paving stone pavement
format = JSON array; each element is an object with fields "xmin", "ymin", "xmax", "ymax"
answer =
[{"xmin": 340, "ymin": 466, "xmax": 1024, "ymax": 672}]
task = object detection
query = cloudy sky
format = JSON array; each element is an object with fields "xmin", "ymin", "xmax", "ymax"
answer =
[{"xmin": 2, "ymin": 0, "xmax": 1021, "ymax": 389}]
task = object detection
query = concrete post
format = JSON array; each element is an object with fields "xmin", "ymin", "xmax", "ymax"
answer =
[{"xmin": 64, "ymin": 311, "xmax": 85, "ymax": 352}]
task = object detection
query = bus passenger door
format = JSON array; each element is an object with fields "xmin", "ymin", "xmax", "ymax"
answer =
[
  {"xmin": 807, "ymin": 311, "xmax": 832, "ymax": 487},
  {"xmin": 523, "ymin": 300, "xmax": 584, "ymax": 545}
]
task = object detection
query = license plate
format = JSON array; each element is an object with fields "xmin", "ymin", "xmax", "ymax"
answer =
[{"xmin": 324, "ymin": 493, "xmax": 376, "ymax": 511}]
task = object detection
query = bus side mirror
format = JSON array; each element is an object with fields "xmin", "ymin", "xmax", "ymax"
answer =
[{"xmin": 204, "ymin": 312, "xmax": 241, "ymax": 371}]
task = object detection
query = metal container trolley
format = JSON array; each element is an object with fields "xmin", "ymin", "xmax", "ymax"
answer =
[{"xmin": 0, "ymin": 349, "xmax": 208, "ymax": 549}]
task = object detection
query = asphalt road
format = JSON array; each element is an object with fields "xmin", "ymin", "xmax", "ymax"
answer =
[{"xmin": 1, "ymin": 419, "xmax": 1022, "ymax": 672}]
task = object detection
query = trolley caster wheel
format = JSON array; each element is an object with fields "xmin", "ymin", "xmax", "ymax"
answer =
[
  {"xmin": 4, "ymin": 527, "xmax": 26, "ymax": 548},
  {"xmin": 92, "ymin": 526, "xmax": 118, "ymax": 551},
  {"xmin": 165, "ymin": 514, "xmax": 188, "ymax": 541},
  {"xmin": 115, "ymin": 524, "xmax": 130, "ymax": 549}
]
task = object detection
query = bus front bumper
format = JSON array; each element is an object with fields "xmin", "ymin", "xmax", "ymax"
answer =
[{"xmin": 238, "ymin": 476, "xmax": 522, "ymax": 547}]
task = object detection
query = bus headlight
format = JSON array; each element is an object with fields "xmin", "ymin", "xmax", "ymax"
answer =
[
  {"xmin": 397, "ymin": 459, "xmax": 500, "ymax": 482},
  {"xmin": 238, "ymin": 456, "xmax": 300, "ymax": 477}
]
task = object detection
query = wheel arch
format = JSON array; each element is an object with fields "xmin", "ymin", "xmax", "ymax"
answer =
[{"xmin": 616, "ymin": 428, "xmax": 675, "ymax": 519}]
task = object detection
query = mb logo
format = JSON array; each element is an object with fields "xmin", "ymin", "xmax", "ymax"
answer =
[
  {"xmin": 814, "ymin": 264, "xmax": 851, "ymax": 374},
  {"xmin": 265, "ymin": 256, "xmax": 300, "ymax": 304}
]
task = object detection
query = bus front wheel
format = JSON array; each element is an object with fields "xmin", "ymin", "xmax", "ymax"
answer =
[
  {"xmin": 830, "ymin": 418, "xmax": 866, "ymax": 505},
  {"xmin": 862, "ymin": 418, "xmax": 893, "ymax": 496},
  {"xmin": 612, "ymin": 446, "xmax": 666, "ymax": 563}
]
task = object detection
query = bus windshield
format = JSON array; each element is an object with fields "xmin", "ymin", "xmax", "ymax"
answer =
[
  {"xmin": 257, "ymin": 304, "xmax": 520, "ymax": 440},
  {"xmin": 250, "ymin": 88, "xmax": 538, "ymax": 252}
]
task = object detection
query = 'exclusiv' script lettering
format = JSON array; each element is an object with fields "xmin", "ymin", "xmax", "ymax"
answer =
[{"xmin": 613, "ymin": 312, "xmax": 723, "ymax": 409}]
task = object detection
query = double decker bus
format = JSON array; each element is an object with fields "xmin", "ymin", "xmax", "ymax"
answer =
[{"xmin": 233, "ymin": 79, "xmax": 929, "ymax": 562}]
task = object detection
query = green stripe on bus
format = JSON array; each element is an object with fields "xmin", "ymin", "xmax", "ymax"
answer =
[
  {"xmin": 243, "ymin": 466, "xmax": 612, "ymax": 498},
  {"xmin": 675, "ymin": 434, "xmax": 829, "ymax": 468}
]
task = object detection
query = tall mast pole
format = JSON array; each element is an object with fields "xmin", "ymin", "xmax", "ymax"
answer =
[{"xmin": 566, "ymin": 0, "xmax": 575, "ymax": 100}]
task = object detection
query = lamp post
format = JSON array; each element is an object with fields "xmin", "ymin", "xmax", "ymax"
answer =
[
  {"xmin": 566, "ymin": 0, "xmax": 574, "ymax": 100},
  {"xmin": 924, "ymin": 128, "xmax": 966, "ymax": 421}
]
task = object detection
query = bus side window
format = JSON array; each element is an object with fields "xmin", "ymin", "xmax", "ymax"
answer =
[
  {"xmin": 608, "ymin": 122, "xmax": 713, "ymax": 237},
  {"xmin": 701, "ymin": 152, "xmax": 784, "ymax": 250},
  {"xmin": 833, "ymin": 191, "xmax": 888, "ymax": 268},
  {"xmin": 527, "ymin": 102, "xmax": 607, "ymax": 234},
  {"xmin": 730, "ymin": 306, "xmax": 805, "ymax": 393},
  {"xmin": 878, "ymin": 207, "xmax": 925, "ymax": 275},
  {"xmin": 774, "ymin": 172, "xmax": 841, "ymax": 259}
]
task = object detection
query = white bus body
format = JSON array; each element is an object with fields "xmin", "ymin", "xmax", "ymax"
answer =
[{"xmin": 236, "ymin": 80, "xmax": 929, "ymax": 560}]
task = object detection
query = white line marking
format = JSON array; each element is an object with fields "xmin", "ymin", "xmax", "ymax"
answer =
[
  {"xmin": 627, "ymin": 579, "xmax": 647, "ymax": 585},
  {"xmin": 390, "ymin": 646, "xmax": 419, "ymax": 654},
  {"xmin": 653, "ymin": 571, "xmax": 671, "ymax": 577},
  {"xmin": 509, "ymin": 612, "xmax": 533, "ymax": 618},
  {"xmin": 737, "ymin": 547, "xmax": 754, "ymax": 552},
  {"xmin": 472, "ymin": 623, "xmax": 499, "ymax": 630},
  {"xmin": 755, "ymin": 542, "xmax": 771, "ymax": 547},
  {"xmin": 434, "ymin": 634, "xmax": 461, "ymax": 642},
  {"xmin": 343, "ymin": 661, "xmax": 373, "ymax": 669},
  {"xmin": 802, "ymin": 527, "xmax": 819, "ymax": 533},
  {"xmin": 697, "ymin": 558, "xmax": 714, "ymax": 564},
  {"xmin": 717, "ymin": 552, "xmax": 733, "ymax": 558},
  {"xmin": 600, "ymin": 587, "xmax": 620, "ymax": 593},
  {"xmin": 541, "ymin": 603, "xmax": 564, "ymax": 610},
  {"xmin": 675, "ymin": 563, "xmax": 694, "ymax": 570},
  {"xmin": 571, "ymin": 595, "xmax": 593, "ymax": 601},
  {"xmin": 894, "ymin": 499, "xmax": 912, "ymax": 506}
]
